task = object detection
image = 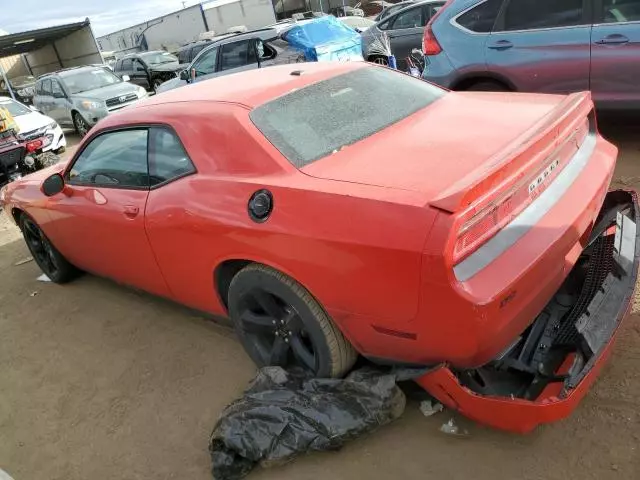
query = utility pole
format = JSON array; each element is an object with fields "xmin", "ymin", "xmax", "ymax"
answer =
[{"xmin": 182, "ymin": 1, "xmax": 186, "ymax": 7}]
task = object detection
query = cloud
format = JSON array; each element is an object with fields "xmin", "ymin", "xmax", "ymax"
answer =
[{"xmin": 0, "ymin": 0, "xmax": 198, "ymax": 37}]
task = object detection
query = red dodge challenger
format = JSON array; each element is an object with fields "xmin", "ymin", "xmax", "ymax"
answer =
[{"xmin": 1, "ymin": 62, "xmax": 638, "ymax": 433}]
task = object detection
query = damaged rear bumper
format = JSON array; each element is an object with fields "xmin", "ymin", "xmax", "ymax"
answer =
[{"xmin": 416, "ymin": 190, "xmax": 640, "ymax": 433}]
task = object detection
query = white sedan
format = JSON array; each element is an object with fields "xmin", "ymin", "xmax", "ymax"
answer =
[{"xmin": 0, "ymin": 96, "xmax": 66, "ymax": 153}]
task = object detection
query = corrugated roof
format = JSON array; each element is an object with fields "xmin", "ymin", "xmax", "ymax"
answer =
[{"xmin": 0, "ymin": 20, "xmax": 89, "ymax": 58}]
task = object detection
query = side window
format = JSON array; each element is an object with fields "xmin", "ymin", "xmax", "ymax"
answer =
[
  {"xmin": 121, "ymin": 58, "xmax": 133, "ymax": 70},
  {"xmin": 67, "ymin": 130, "xmax": 149, "ymax": 188},
  {"xmin": 456, "ymin": 0, "xmax": 502, "ymax": 33},
  {"xmin": 378, "ymin": 19, "xmax": 391, "ymax": 30},
  {"xmin": 502, "ymin": 0, "xmax": 584, "ymax": 31},
  {"xmin": 133, "ymin": 59, "xmax": 146, "ymax": 72},
  {"xmin": 191, "ymin": 44, "xmax": 206, "ymax": 61},
  {"xmin": 219, "ymin": 40, "xmax": 258, "ymax": 71},
  {"xmin": 148, "ymin": 127, "xmax": 196, "ymax": 186},
  {"xmin": 426, "ymin": 2, "xmax": 446, "ymax": 19},
  {"xmin": 602, "ymin": 0, "xmax": 640, "ymax": 23},
  {"xmin": 390, "ymin": 7, "xmax": 424, "ymax": 29},
  {"xmin": 256, "ymin": 40, "xmax": 276, "ymax": 60},
  {"xmin": 193, "ymin": 47, "xmax": 219, "ymax": 76},
  {"xmin": 41, "ymin": 79, "xmax": 52, "ymax": 96},
  {"xmin": 51, "ymin": 80, "xmax": 64, "ymax": 98}
]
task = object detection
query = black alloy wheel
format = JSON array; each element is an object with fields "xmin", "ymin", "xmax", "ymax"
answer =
[
  {"xmin": 19, "ymin": 214, "xmax": 79, "ymax": 283},
  {"xmin": 228, "ymin": 264, "xmax": 357, "ymax": 378},
  {"xmin": 22, "ymin": 217, "xmax": 60, "ymax": 279}
]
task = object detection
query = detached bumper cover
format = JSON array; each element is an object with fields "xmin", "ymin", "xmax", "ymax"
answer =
[{"xmin": 416, "ymin": 190, "xmax": 640, "ymax": 433}]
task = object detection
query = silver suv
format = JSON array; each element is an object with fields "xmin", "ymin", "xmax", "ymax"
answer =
[{"xmin": 33, "ymin": 66, "xmax": 148, "ymax": 136}]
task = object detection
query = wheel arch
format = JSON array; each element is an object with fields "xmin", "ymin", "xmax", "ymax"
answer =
[
  {"xmin": 450, "ymin": 72, "xmax": 516, "ymax": 91},
  {"xmin": 213, "ymin": 257, "xmax": 317, "ymax": 313},
  {"xmin": 11, "ymin": 207, "xmax": 24, "ymax": 226}
]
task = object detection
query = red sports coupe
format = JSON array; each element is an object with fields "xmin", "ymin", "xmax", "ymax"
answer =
[{"xmin": 1, "ymin": 62, "xmax": 638, "ymax": 433}]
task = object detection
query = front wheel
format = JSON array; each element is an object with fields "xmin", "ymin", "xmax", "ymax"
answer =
[
  {"xmin": 73, "ymin": 112, "xmax": 90, "ymax": 137},
  {"xmin": 228, "ymin": 264, "xmax": 358, "ymax": 378},
  {"xmin": 20, "ymin": 213, "xmax": 79, "ymax": 283}
]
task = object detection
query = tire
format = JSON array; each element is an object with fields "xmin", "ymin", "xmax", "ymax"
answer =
[
  {"xmin": 466, "ymin": 80, "xmax": 509, "ymax": 92},
  {"xmin": 368, "ymin": 55, "xmax": 389, "ymax": 66},
  {"xmin": 73, "ymin": 112, "xmax": 90, "ymax": 137},
  {"xmin": 228, "ymin": 264, "xmax": 358, "ymax": 378},
  {"xmin": 19, "ymin": 213, "xmax": 80, "ymax": 284}
]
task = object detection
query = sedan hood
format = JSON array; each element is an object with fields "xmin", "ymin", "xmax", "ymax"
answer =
[
  {"xmin": 302, "ymin": 91, "xmax": 571, "ymax": 205},
  {"xmin": 155, "ymin": 76, "xmax": 187, "ymax": 94},
  {"xmin": 76, "ymin": 82, "xmax": 140, "ymax": 101}
]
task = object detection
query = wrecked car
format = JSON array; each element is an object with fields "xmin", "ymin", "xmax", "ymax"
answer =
[
  {"xmin": 1, "ymin": 62, "xmax": 637, "ymax": 433},
  {"xmin": 113, "ymin": 51, "xmax": 183, "ymax": 93}
]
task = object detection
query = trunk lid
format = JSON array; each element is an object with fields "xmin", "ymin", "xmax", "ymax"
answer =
[{"xmin": 302, "ymin": 91, "xmax": 592, "ymax": 211}]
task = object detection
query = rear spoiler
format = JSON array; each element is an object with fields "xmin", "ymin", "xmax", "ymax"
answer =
[{"xmin": 429, "ymin": 92, "xmax": 594, "ymax": 214}]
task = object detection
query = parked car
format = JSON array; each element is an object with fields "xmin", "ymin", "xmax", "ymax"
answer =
[
  {"xmin": 156, "ymin": 30, "xmax": 287, "ymax": 94},
  {"xmin": 0, "ymin": 75, "xmax": 37, "ymax": 104},
  {"xmin": 0, "ymin": 96, "xmax": 65, "ymax": 153},
  {"xmin": 374, "ymin": 0, "xmax": 416, "ymax": 21},
  {"xmin": 361, "ymin": 0, "xmax": 444, "ymax": 68},
  {"xmin": 33, "ymin": 66, "xmax": 148, "ymax": 137},
  {"xmin": 3, "ymin": 61, "xmax": 639, "ymax": 433},
  {"xmin": 113, "ymin": 51, "xmax": 182, "ymax": 92},
  {"xmin": 330, "ymin": 6, "xmax": 365, "ymax": 17},
  {"xmin": 338, "ymin": 15, "xmax": 377, "ymax": 32},
  {"xmin": 422, "ymin": 0, "xmax": 640, "ymax": 109}
]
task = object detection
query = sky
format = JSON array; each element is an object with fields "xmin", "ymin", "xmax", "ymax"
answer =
[{"xmin": 0, "ymin": 0, "xmax": 202, "ymax": 37}]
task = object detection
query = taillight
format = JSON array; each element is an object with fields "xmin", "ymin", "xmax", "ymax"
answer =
[
  {"xmin": 452, "ymin": 116, "xmax": 590, "ymax": 265},
  {"xmin": 25, "ymin": 139, "xmax": 43, "ymax": 153},
  {"xmin": 422, "ymin": 25, "xmax": 442, "ymax": 55},
  {"xmin": 422, "ymin": 0, "xmax": 453, "ymax": 55}
]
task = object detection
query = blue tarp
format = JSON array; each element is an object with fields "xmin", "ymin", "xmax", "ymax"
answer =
[{"xmin": 282, "ymin": 16, "xmax": 364, "ymax": 62}]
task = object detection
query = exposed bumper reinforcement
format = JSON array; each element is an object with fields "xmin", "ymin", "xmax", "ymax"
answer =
[{"xmin": 416, "ymin": 190, "xmax": 640, "ymax": 433}]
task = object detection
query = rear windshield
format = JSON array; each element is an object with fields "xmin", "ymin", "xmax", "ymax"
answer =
[{"xmin": 250, "ymin": 67, "xmax": 444, "ymax": 167}]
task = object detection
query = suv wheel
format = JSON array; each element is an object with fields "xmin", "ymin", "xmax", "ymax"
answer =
[{"xmin": 73, "ymin": 112, "xmax": 90, "ymax": 137}]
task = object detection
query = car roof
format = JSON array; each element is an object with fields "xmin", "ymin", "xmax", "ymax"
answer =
[
  {"xmin": 100, "ymin": 62, "xmax": 368, "ymax": 125},
  {"xmin": 37, "ymin": 65, "xmax": 107, "ymax": 80}
]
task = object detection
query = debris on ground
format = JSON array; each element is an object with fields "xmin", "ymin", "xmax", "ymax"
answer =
[
  {"xmin": 29, "ymin": 291, "xmax": 38, "ymax": 297},
  {"xmin": 14, "ymin": 256, "xmax": 33, "ymax": 266},
  {"xmin": 36, "ymin": 274, "xmax": 51, "ymax": 282},
  {"xmin": 209, "ymin": 366, "xmax": 423, "ymax": 480},
  {"xmin": 419, "ymin": 400, "xmax": 443, "ymax": 417},
  {"xmin": 439, "ymin": 418, "xmax": 470, "ymax": 438}
]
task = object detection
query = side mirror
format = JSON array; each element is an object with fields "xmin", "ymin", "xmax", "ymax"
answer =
[
  {"xmin": 42, "ymin": 173, "xmax": 65, "ymax": 197},
  {"xmin": 179, "ymin": 69, "xmax": 190, "ymax": 81},
  {"xmin": 122, "ymin": 74, "xmax": 131, "ymax": 82}
]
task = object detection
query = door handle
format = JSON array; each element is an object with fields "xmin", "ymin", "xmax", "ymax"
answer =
[
  {"xmin": 123, "ymin": 205, "xmax": 139, "ymax": 218},
  {"xmin": 595, "ymin": 35, "xmax": 629, "ymax": 45},
  {"xmin": 488, "ymin": 40, "xmax": 514, "ymax": 50}
]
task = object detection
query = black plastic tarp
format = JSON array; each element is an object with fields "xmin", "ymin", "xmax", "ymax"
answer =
[{"xmin": 209, "ymin": 366, "xmax": 425, "ymax": 480}]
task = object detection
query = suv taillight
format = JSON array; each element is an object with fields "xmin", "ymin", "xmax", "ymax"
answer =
[
  {"xmin": 422, "ymin": 25, "xmax": 442, "ymax": 55},
  {"xmin": 422, "ymin": 0, "xmax": 453, "ymax": 55}
]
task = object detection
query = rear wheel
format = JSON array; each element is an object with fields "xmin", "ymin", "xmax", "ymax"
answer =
[
  {"xmin": 19, "ymin": 213, "xmax": 79, "ymax": 283},
  {"xmin": 228, "ymin": 264, "xmax": 357, "ymax": 378}
]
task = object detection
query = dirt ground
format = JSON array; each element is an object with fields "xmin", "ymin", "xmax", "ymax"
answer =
[{"xmin": 1, "ymin": 126, "xmax": 640, "ymax": 480}]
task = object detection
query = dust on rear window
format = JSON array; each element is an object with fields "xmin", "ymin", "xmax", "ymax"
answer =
[{"xmin": 249, "ymin": 67, "xmax": 445, "ymax": 167}]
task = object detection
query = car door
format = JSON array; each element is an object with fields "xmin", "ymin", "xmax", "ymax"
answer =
[
  {"xmin": 189, "ymin": 46, "xmax": 220, "ymax": 83},
  {"xmin": 45, "ymin": 128, "xmax": 170, "ymax": 296},
  {"xmin": 119, "ymin": 58, "xmax": 135, "ymax": 83},
  {"xmin": 590, "ymin": 0, "xmax": 640, "ymax": 109},
  {"xmin": 486, "ymin": 0, "xmax": 591, "ymax": 94},
  {"xmin": 384, "ymin": 4, "xmax": 430, "ymax": 69},
  {"xmin": 36, "ymin": 79, "xmax": 53, "ymax": 116},
  {"xmin": 217, "ymin": 39, "xmax": 260, "ymax": 76},
  {"xmin": 132, "ymin": 58, "xmax": 151, "ymax": 90},
  {"xmin": 48, "ymin": 79, "xmax": 69, "ymax": 124}
]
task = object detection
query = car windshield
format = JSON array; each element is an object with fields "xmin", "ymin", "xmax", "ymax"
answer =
[
  {"xmin": 0, "ymin": 98, "xmax": 32, "ymax": 116},
  {"xmin": 140, "ymin": 52, "xmax": 179, "ymax": 65},
  {"xmin": 62, "ymin": 68, "xmax": 122, "ymax": 94},
  {"xmin": 250, "ymin": 66, "xmax": 444, "ymax": 167}
]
